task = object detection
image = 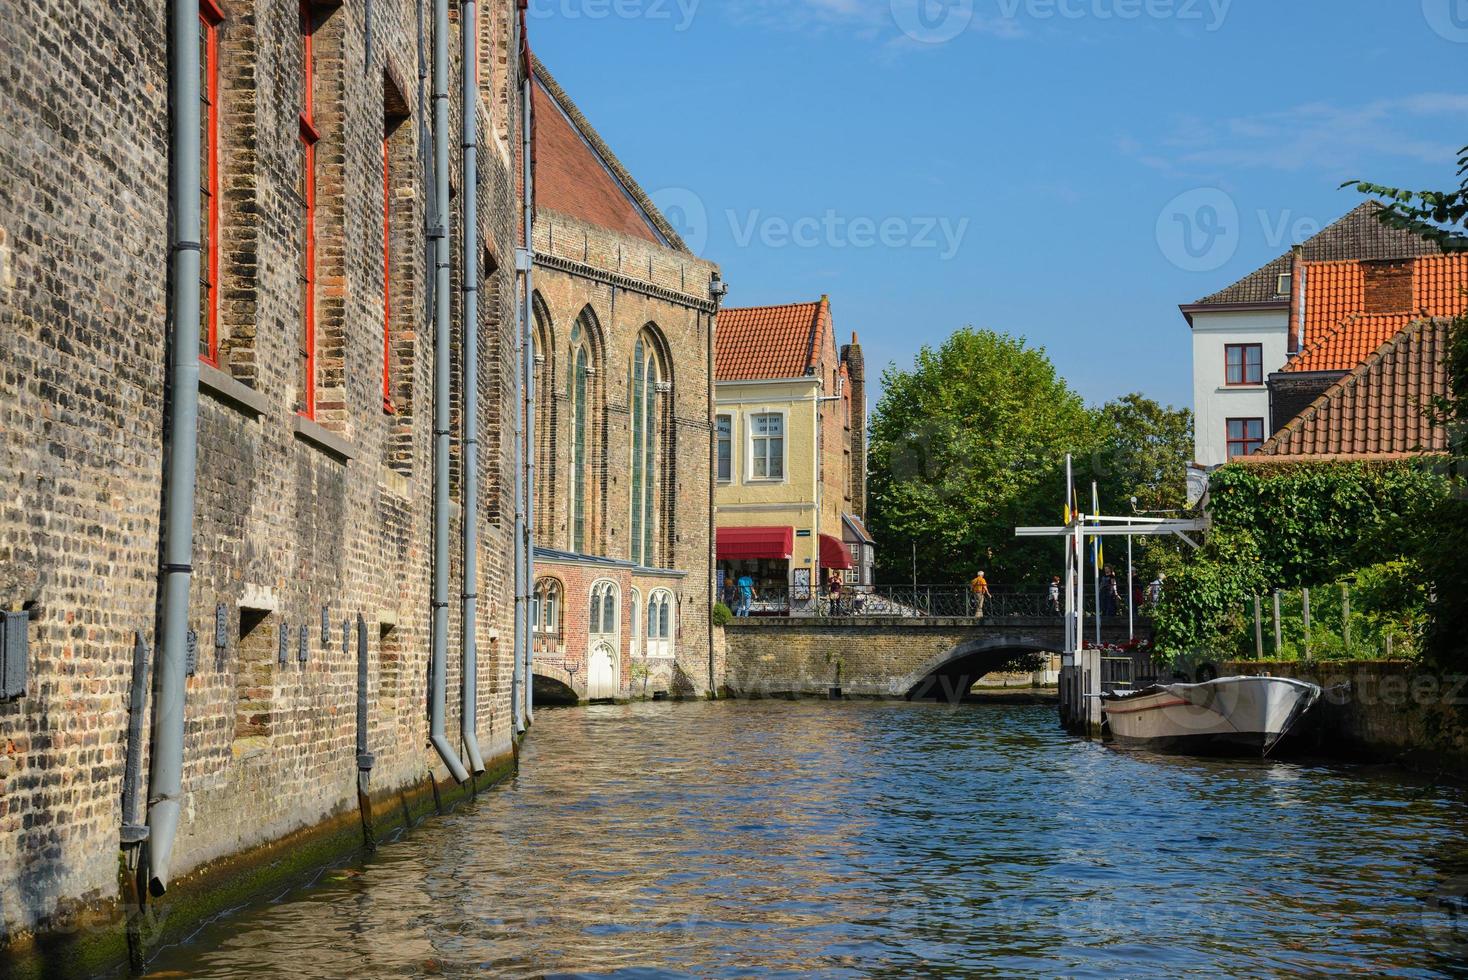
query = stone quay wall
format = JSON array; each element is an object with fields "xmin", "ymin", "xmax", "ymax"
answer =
[{"xmin": 1227, "ymin": 660, "xmax": 1468, "ymax": 776}]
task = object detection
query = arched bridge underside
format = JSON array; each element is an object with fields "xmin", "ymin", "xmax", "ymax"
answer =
[{"xmin": 723, "ymin": 617, "xmax": 1135, "ymax": 701}]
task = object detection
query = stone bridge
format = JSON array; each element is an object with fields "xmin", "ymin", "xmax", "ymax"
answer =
[{"xmin": 723, "ymin": 616, "xmax": 1135, "ymax": 700}]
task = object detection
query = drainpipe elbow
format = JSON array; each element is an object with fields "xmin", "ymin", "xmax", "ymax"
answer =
[
  {"xmin": 430, "ymin": 734, "xmax": 471, "ymax": 784},
  {"xmin": 144, "ymin": 796, "xmax": 181, "ymax": 896}
]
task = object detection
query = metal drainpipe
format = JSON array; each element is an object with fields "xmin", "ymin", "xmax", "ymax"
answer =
[
  {"xmin": 144, "ymin": 0, "xmax": 204, "ymax": 897},
  {"xmin": 458, "ymin": 0, "xmax": 486, "ymax": 776},
  {"xmin": 706, "ymin": 276, "xmax": 726, "ymax": 697},
  {"xmin": 520, "ymin": 35, "xmax": 535, "ymax": 728},
  {"xmin": 506, "ymin": 7, "xmax": 523, "ymax": 737},
  {"xmin": 430, "ymin": 0, "xmax": 469, "ymax": 784}
]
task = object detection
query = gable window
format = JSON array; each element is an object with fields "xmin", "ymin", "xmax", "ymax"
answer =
[
  {"xmin": 716, "ymin": 414, "xmax": 732, "ymax": 483},
  {"xmin": 1225, "ymin": 344, "xmax": 1263, "ymax": 386},
  {"xmin": 750, "ymin": 413, "xmax": 785, "ymax": 481},
  {"xmin": 198, "ymin": 0, "xmax": 224, "ymax": 364},
  {"xmin": 1226, "ymin": 418, "xmax": 1264, "ymax": 459},
  {"xmin": 296, "ymin": 1, "xmax": 320, "ymax": 418}
]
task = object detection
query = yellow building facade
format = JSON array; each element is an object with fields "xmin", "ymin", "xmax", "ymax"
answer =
[{"xmin": 714, "ymin": 298, "xmax": 871, "ymax": 614}]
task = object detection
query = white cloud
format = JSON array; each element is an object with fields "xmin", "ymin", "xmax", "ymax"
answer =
[
  {"xmin": 719, "ymin": 0, "xmax": 1025, "ymax": 43},
  {"xmin": 1121, "ymin": 94, "xmax": 1468, "ymax": 180}
]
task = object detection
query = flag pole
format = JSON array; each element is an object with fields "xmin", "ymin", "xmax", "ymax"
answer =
[{"xmin": 1092, "ymin": 481, "xmax": 1102, "ymax": 647}]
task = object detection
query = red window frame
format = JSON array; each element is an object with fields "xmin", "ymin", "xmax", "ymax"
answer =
[
  {"xmin": 1224, "ymin": 343, "xmax": 1263, "ymax": 386},
  {"xmin": 199, "ymin": 0, "xmax": 224, "ymax": 365},
  {"xmin": 1226, "ymin": 418, "xmax": 1265, "ymax": 459},
  {"xmin": 382, "ymin": 131, "xmax": 394, "ymax": 413},
  {"xmin": 298, "ymin": 1, "xmax": 319, "ymax": 418}
]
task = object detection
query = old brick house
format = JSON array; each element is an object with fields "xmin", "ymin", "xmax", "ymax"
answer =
[
  {"xmin": 526, "ymin": 60, "xmax": 723, "ymax": 703},
  {"xmin": 0, "ymin": 0, "xmax": 528, "ymax": 963}
]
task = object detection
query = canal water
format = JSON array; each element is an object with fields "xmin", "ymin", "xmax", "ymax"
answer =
[{"xmin": 145, "ymin": 701, "xmax": 1468, "ymax": 978}]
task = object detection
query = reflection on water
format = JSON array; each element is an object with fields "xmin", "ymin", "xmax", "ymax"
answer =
[{"xmin": 146, "ymin": 701, "xmax": 1468, "ymax": 978}]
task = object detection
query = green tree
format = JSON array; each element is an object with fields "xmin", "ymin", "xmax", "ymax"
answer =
[
  {"xmin": 1084, "ymin": 393, "xmax": 1195, "ymax": 581},
  {"xmin": 1346, "ymin": 144, "xmax": 1468, "ymax": 252},
  {"xmin": 867, "ymin": 328, "xmax": 1094, "ymax": 586},
  {"xmin": 1088, "ymin": 394, "xmax": 1193, "ymax": 512}
]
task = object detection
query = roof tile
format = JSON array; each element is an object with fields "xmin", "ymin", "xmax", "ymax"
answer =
[
  {"xmin": 1257, "ymin": 318, "xmax": 1451, "ymax": 459},
  {"xmin": 715, "ymin": 299, "xmax": 831, "ymax": 381}
]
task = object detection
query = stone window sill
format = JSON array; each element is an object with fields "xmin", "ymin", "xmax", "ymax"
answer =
[
  {"xmin": 199, "ymin": 362, "xmax": 270, "ymax": 419},
  {"xmin": 293, "ymin": 416, "xmax": 358, "ymax": 462}
]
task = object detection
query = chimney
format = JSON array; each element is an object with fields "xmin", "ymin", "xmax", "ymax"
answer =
[
  {"xmin": 841, "ymin": 332, "xmax": 867, "ymax": 522},
  {"xmin": 1287, "ymin": 244, "xmax": 1305, "ymax": 355}
]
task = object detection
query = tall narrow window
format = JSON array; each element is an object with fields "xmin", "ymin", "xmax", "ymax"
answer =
[
  {"xmin": 297, "ymin": 2, "xmax": 320, "ymax": 418},
  {"xmin": 629, "ymin": 334, "xmax": 661, "ymax": 566},
  {"xmin": 198, "ymin": 0, "xmax": 224, "ymax": 363},
  {"xmin": 534, "ymin": 579, "xmax": 561, "ymax": 637},
  {"xmin": 570, "ymin": 323, "xmax": 589, "ymax": 552},
  {"xmin": 716, "ymin": 414, "xmax": 732, "ymax": 483},
  {"xmin": 589, "ymin": 581, "xmax": 617, "ymax": 637},
  {"xmin": 751, "ymin": 413, "xmax": 785, "ymax": 480},
  {"xmin": 381, "ymin": 126, "xmax": 392, "ymax": 412}
]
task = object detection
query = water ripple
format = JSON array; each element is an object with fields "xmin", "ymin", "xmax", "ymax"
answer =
[{"xmin": 146, "ymin": 701, "xmax": 1468, "ymax": 978}]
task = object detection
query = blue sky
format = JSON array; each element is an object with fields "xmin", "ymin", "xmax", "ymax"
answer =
[{"xmin": 530, "ymin": 0, "xmax": 1468, "ymax": 410}]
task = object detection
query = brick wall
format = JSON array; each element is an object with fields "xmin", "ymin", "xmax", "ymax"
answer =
[{"xmin": 0, "ymin": 0, "xmax": 524, "ymax": 946}]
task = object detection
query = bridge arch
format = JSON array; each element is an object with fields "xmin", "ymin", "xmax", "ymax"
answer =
[
  {"xmin": 532, "ymin": 663, "xmax": 581, "ymax": 706},
  {"xmin": 899, "ymin": 635, "xmax": 1053, "ymax": 702}
]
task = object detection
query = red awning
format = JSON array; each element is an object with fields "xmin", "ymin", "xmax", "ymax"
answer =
[
  {"xmin": 819, "ymin": 533, "xmax": 853, "ymax": 570},
  {"xmin": 717, "ymin": 526, "xmax": 794, "ymax": 561}
]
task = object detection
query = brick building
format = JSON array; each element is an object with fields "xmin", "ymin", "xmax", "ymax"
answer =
[
  {"xmin": 526, "ymin": 60, "xmax": 723, "ymax": 702},
  {"xmin": 0, "ymin": 0, "xmax": 528, "ymax": 964}
]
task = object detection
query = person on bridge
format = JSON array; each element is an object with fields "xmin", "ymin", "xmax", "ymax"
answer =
[
  {"xmin": 1147, "ymin": 573, "xmax": 1165, "ymax": 607},
  {"xmin": 969, "ymin": 570, "xmax": 991, "ymax": 619},
  {"xmin": 1101, "ymin": 566, "xmax": 1120, "ymax": 617},
  {"xmin": 735, "ymin": 573, "xmax": 757, "ymax": 617},
  {"xmin": 1047, "ymin": 576, "xmax": 1061, "ymax": 615}
]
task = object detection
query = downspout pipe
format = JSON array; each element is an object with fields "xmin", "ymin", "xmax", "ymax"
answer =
[
  {"xmin": 145, "ymin": 0, "xmax": 204, "ymax": 897},
  {"xmin": 458, "ymin": 0, "xmax": 486, "ymax": 776},
  {"xmin": 431, "ymin": 0, "xmax": 469, "ymax": 784},
  {"xmin": 519, "ymin": 23, "xmax": 535, "ymax": 728}
]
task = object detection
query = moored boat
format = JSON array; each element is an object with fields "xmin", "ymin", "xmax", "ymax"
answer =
[{"xmin": 1101, "ymin": 675, "xmax": 1322, "ymax": 756}]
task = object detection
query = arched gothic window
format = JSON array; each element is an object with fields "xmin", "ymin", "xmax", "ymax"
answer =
[
  {"xmin": 589, "ymin": 580, "xmax": 618, "ymax": 638},
  {"xmin": 533, "ymin": 578, "xmax": 562, "ymax": 636},
  {"xmin": 569, "ymin": 316, "xmax": 592, "ymax": 553},
  {"xmin": 646, "ymin": 589, "xmax": 675, "ymax": 657},
  {"xmin": 630, "ymin": 587, "xmax": 642, "ymax": 656},
  {"xmin": 629, "ymin": 327, "xmax": 667, "ymax": 567}
]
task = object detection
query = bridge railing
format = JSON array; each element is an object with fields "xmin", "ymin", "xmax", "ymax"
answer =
[{"xmin": 731, "ymin": 585, "xmax": 1149, "ymax": 622}]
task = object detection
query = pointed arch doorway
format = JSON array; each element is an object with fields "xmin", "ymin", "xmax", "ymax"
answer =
[{"xmin": 588, "ymin": 642, "xmax": 618, "ymax": 701}]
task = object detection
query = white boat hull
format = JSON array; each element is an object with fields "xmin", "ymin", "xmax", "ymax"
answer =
[{"xmin": 1102, "ymin": 675, "xmax": 1321, "ymax": 756}]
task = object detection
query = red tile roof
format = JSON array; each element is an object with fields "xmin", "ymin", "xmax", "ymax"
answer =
[
  {"xmin": 1257, "ymin": 318, "xmax": 1451, "ymax": 459},
  {"xmin": 1287, "ymin": 313, "xmax": 1418, "ymax": 374},
  {"xmin": 716, "ymin": 298, "xmax": 832, "ymax": 381},
  {"xmin": 532, "ymin": 82, "xmax": 662, "ymax": 244},
  {"xmin": 1285, "ymin": 253, "xmax": 1468, "ymax": 373},
  {"xmin": 528, "ymin": 59, "xmax": 689, "ymax": 252}
]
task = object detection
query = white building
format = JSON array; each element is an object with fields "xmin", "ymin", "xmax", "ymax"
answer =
[{"xmin": 1181, "ymin": 203, "xmax": 1458, "ymax": 468}]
